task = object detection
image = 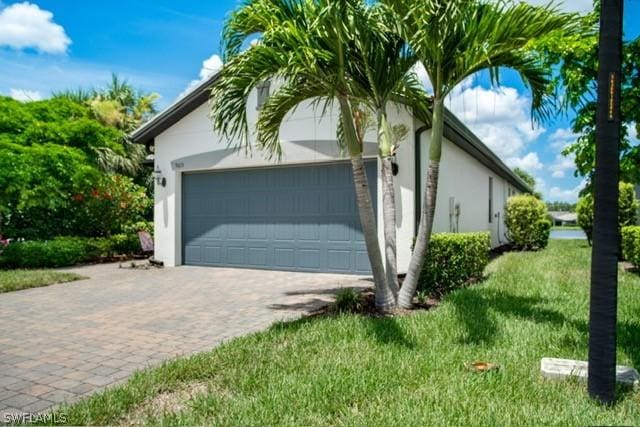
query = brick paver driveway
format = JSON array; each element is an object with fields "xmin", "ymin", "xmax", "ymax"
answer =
[{"xmin": 0, "ymin": 263, "xmax": 369, "ymax": 418}]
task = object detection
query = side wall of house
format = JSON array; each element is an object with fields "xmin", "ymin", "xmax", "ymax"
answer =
[{"xmin": 418, "ymin": 129, "xmax": 520, "ymax": 247}]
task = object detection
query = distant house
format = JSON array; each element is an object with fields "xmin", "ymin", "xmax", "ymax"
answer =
[
  {"xmin": 548, "ymin": 211, "xmax": 578, "ymax": 226},
  {"xmin": 131, "ymin": 74, "xmax": 530, "ymax": 274}
]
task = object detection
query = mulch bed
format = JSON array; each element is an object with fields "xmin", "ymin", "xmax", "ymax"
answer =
[{"xmin": 310, "ymin": 287, "xmax": 441, "ymax": 318}]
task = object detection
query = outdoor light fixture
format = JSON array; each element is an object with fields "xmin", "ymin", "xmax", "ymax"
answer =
[{"xmin": 154, "ymin": 167, "xmax": 166, "ymax": 187}]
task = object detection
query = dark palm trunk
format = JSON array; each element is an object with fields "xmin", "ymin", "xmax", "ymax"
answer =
[{"xmin": 588, "ymin": 0, "xmax": 623, "ymax": 405}]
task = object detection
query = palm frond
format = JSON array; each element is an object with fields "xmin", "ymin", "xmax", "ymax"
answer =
[
  {"xmin": 256, "ymin": 78, "xmax": 329, "ymax": 159},
  {"xmin": 385, "ymin": 0, "xmax": 578, "ymax": 119}
]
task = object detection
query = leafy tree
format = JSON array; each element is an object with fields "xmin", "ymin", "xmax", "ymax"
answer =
[
  {"xmin": 212, "ymin": 0, "xmax": 428, "ymax": 310},
  {"xmin": 512, "ymin": 167, "xmax": 543, "ymax": 199},
  {"xmin": 576, "ymin": 182, "xmax": 638, "ymax": 246},
  {"xmin": 546, "ymin": 201, "xmax": 577, "ymax": 212},
  {"xmin": 385, "ymin": 0, "xmax": 575, "ymax": 308},
  {"xmin": 0, "ymin": 141, "xmax": 99, "ymax": 239},
  {"xmin": 534, "ymin": 6, "xmax": 640, "ymax": 185},
  {"xmin": 70, "ymin": 175, "xmax": 152, "ymax": 237},
  {"xmin": 513, "ymin": 167, "xmax": 536, "ymax": 189},
  {"xmin": 0, "ymin": 78, "xmax": 156, "ymax": 239}
]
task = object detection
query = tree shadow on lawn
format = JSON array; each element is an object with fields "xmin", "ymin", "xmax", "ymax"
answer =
[
  {"xmin": 360, "ymin": 316, "xmax": 416, "ymax": 349},
  {"xmin": 449, "ymin": 288, "xmax": 640, "ymax": 370},
  {"xmin": 268, "ymin": 284, "xmax": 371, "ymax": 313},
  {"xmin": 267, "ymin": 309, "xmax": 415, "ymax": 349}
]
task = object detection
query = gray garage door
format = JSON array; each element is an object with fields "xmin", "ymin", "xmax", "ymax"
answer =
[{"xmin": 182, "ymin": 161, "xmax": 377, "ymax": 274}]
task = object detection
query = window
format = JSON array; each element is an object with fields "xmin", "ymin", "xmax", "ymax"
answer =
[
  {"xmin": 488, "ymin": 177, "xmax": 494, "ymax": 223},
  {"xmin": 256, "ymin": 81, "xmax": 270, "ymax": 110}
]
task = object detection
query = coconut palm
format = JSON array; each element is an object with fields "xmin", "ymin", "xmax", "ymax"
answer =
[
  {"xmin": 384, "ymin": 0, "xmax": 576, "ymax": 308},
  {"xmin": 211, "ymin": 0, "xmax": 428, "ymax": 309}
]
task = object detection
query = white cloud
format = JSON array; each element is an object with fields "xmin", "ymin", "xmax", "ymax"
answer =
[
  {"xmin": 179, "ymin": 53, "xmax": 223, "ymax": 98},
  {"xmin": 506, "ymin": 151, "xmax": 543, "ymax": 173},
  {"xmin": 446, "ymin": 85, "xmax": 544, "ymax": 159},
  {"xmin": 548, "ymin": 179, "xmax": 587, "ymax": 203},
  {"xmin": 549, "ymin": 153, "xmax": 576, "ymax": 178},
  {"xmin": 548, "ymin": 127, "xmax": 577, "ymax": 151},
  {"xmin": 198, "ymin": 53, "xmax": 223, "ymax": 80},
  {"xmin": 9, "ymin": 88, "xmax": 42, "ymax": 101},
  {"xmin": 522, "ymin": 0, "xmax": 593, "ymax": 13},
  {"xmin": 0, "ymin": 2, "xmax": 70, "ymax": 54}
]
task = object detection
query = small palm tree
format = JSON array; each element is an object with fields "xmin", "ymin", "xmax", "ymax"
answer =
[
  {"xmin": 212, "ymin": 0, "xmax": 427, "ymax": 310},
  {"xmin": 344, "ymin": 4, "xmax": 430, "ymax": 295},
  {"xmin": 384, "ymin": 0, "xmax": 576, "ymax": 307}
]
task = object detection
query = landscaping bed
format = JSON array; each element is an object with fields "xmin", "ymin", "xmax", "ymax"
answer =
[{"xmin": 48, "ymin": 240, "xmax": 640, "ymax": 425}]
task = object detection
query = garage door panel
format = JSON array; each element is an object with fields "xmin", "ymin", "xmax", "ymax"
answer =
[{"xmin": 182, "ymin": 161, "xmax": 376, "ymax": 274}]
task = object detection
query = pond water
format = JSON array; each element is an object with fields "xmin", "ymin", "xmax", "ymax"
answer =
[{"xmin": 550, "ymin": 229, "xmax": 587, "ymax": 240}]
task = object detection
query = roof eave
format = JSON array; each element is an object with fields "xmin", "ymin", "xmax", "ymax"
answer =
[{"xmin": 130, "ymin": 72, "xmax": 221, "ymax": 145}]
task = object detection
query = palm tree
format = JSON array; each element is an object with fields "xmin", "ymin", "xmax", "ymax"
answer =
[
  {"xmin": 344, "ymin": 4, "xmax": 430, "ymax": 296},
  {"xmin": 384, "ymin": 0, "xmax": 576, "ymax": 308},
  {"xmin": 211, "ymin": 0, "xmax": 427, "ymax": 310}
]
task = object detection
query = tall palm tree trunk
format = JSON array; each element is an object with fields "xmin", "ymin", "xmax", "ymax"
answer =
[
  {"xmin": 378, "ymin": 110, "xmax": 399, "ymax": 298},
  {"xmin": 381, "ymin": 156, "xmax": 399, "ymax": 296},
  {"xmin": 398, "ymin": 97, "xmax": 444, "ymax": 308},
  {"xmin": 351, "ymin": 156, "xmax": 396, "ymax": 310},
  {"xmin": 588, "ymin": 0, "xmax": 623, "ymax": 405},
  {"xmin": 339, "ymin": 99, "xmax": 394, "ymax": 310}
]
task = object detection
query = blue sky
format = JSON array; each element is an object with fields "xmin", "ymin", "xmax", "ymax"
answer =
[{"xmin": 0, "ymin": 0, "xmax": 639, "ymax": 202}]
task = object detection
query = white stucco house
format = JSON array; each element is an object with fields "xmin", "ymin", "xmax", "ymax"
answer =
[{"xmin": 131, "ymin": 74, "xmax": 530, "ymax": 275}]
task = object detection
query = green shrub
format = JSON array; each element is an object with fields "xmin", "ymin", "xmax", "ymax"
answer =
[
  {"xmin": 333, "ymin": 288, "xmax": 361, "ymax": 313},
  {"xmin": 505, "ymin": 195, "xmax": 551, "ymax": 250},
  {"xmin": 109, "ymin": 234, "xmax": 141, "ymax": 255},
  {"xmin": 576, "ymin": 195, "xmax": 594, "ymax": 244},
  {"xmin": 622, "ymin": 226, "xmax": 640, "ymax": 268},
  {"xmin": 418, "ymin": 232, "xmax": 490, "ymax": 295},
  {"xmin": 122, "ymin": 221, "xmax": 153, "ymax": 235},
  {"xmin": 576, "ymin": 182, "xmax": 639, "ymax": 246},
  {"xmin": 0, "ymin": 237, "xmax": 89, "ymax": 268},
  {"xmin": 0, "ymin": 234, "xmax": 143, "ymax": 269}
]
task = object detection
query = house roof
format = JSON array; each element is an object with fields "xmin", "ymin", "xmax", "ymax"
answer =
[
  {"xmin": 130, "ymin": 73, "xmax": 221, "ymax": 146},
  {"xmin": 549, "ymin": 211, "xmax": 578, "ymax": 222},
  {"xmin": 131, "ymin": 72, "xmax": 531, "ymax": 193}
]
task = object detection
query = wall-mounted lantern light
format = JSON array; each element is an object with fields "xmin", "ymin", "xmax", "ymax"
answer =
[{"xmin": 154, "ymin": 167, "xmax": 166, "ymax": 187}]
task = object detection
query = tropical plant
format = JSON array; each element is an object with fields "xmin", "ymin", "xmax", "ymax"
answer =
[
  {"xmin": 576, "ymin": 182, "xmax": 639, "ymax": 246},
  {"xmin": 533, "ymin": 4, "xmax": 640, "ymax": 187},
  {"xmin": 0, "ymin": 87, "xmax": 154, "ymax": 239},
  {"xmin": 384, "ymin": 0, "xmax": 575, "ymax": 308},
  {"xmin": 211, "ymin": 0, "xmax": 428, "ymax": 310},
  {"xmin": 336, "ymin": 5, "xmax": 429, "ymax": 295}
]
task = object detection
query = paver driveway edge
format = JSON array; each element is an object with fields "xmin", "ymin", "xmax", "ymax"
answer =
[{"xmin": 0, "ymin": 262, "xmax": 370, "ymax": 419}]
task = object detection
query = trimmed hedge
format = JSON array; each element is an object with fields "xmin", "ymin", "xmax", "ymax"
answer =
[
  {"xmin": 505, "ymin": 195, "xmax": 551, "ymax": 250},
  {"xmin": 418, "ymin": 232, "xmax": 491, "ymax": 295},
  {"xmin": 0, "ymin": 234, "xmax": 145, "ymax": 269},
  {"xmin": 622, "ymin": 226, "xmax": 640, "ymax": 268}
]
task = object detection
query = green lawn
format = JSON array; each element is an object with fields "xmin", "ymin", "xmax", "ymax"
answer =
[
  {"xmin": 0, "ymin": 269, "xmax": 85, "ymax": 293},
  {"xmin": 52, "ymin": 240, "xmax": 639, "ymax": 426}
]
